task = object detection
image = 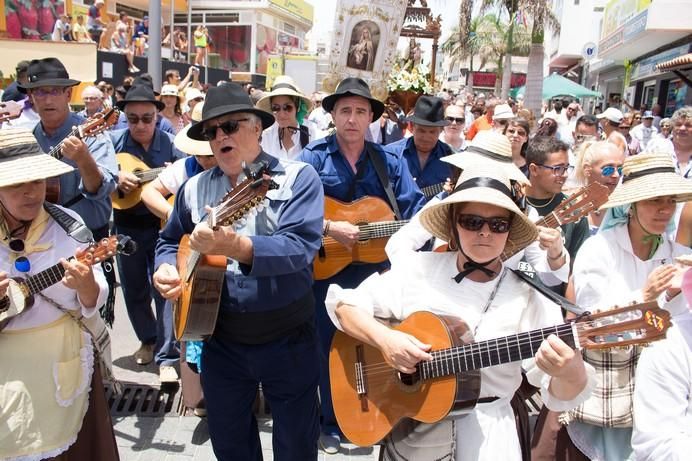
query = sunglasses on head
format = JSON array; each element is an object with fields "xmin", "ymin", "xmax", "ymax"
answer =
[
  {"xmin": 445, "ymin": 116, "xmax": 465, "ymax": 124},
  {"xmin": 271, "ymin": 103, "xmax": 295, "ymax": 113},
  {"xmin": 126, "ymin": 113, "xmax": 155, "ymax": 125},
  {"xmin": 201, "ymin": 118, "xmax": 249, "ymax": 141},
  {"xmin": 601, "ymin": 165, "xmax": 623, "ymax": 176},
  {"xmin": 457, "ymin": 214, "xmax": 512, "ymax": 234}
]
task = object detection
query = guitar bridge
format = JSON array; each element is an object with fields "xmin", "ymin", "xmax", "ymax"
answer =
[{"xmin": 355, "ymin": 345, "xmax": 369, "ymax": 412}]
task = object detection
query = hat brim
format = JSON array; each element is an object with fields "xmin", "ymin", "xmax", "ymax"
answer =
[
  {"xmin": 601, "ymin": 172, "xmax": 692, "ymax": 209},
  {"xmin": 322, "ymin": 90, "xmax": 385, "ymax": 121},
  {"xmin": 0, "ymin": 152, "xmax": 74, "ymax": 187},
  {"xmin": 116, "ymin": 98, "xmax": 166, "ymax": 111},
  {"xmin": 18, "ymin": 78, "xmax": 80, "ymax": 94},
  {"xmin": 407, "ymin": 116, "xmax": 450, "ymax": 127},
  {"xmin": 256, "ymin": 89, "xmax": 313, "ymax": 113},
  {"xmin": 187, "ymin": 105, "xmax": 275, "ymax": 141},
  {"xmin": 442, "ymin": 151, "xmax": 531, "ymax": 185},
  {"xmin": 419, "ymin": 186, "xmax": 537, "ymax": 259},
  {"xmin": 174, "ymin": 124, "xmax": 214, "ymax": 156}
]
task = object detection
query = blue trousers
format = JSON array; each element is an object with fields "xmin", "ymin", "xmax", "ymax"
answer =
[
  {"xmin": 313, "ymin": 263, "xmax": 385, "ymax": 436},
  {"xmin": 201, "ymin": 322, "xmax": 320, "ymax": 461},
  {"xmin": 115, "ymin": 224, "xmax": 179, "ymax": 366}
]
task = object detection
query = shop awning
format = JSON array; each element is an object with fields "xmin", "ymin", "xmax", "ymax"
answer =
[
  {"xmin": 509, "ymin": 73, "xmax": 601, "ymax": 100},
  {"xmin": 656, "ymin": 53, "xmax": 692, "ymax": 72}
]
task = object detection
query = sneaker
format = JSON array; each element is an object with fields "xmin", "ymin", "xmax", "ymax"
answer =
[
  {"xmin": 159, "ymin": 365, "xmax": 179, "ymax": 384},
  {"xmin": 128, "ymin": 65, "xmax": 140, "ymax": 73},
  {"xmin": 134, "ymin": 343, "xmax": 154, "ymax": 365},
  {"xmin": 319, "ymin": 433, "xmax": 340, "ymax": 455}
]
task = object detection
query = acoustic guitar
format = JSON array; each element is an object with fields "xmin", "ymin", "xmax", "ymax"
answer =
[
  {"xmin": 313, "ymin": 196, "xmax": 409, "ymax": 280},
  {"xmin": 0, "ymin": 234, "xmax": 136, "ymax": 328},
  {"xmin": 173, "ymin": 162, "xmax": 278, "ymax": 341},
  {"xmin": 111, "ymin": 152, "xmax": 168, "ymax": 210},
  {"xmin": 330, "ymin": 304, "xmax": 671, "ymax": 446},
  {"xmin": 44, "ymin": 107, "xmax": 121, "ymax": 203}
]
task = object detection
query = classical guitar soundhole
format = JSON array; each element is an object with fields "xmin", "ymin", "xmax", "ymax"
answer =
[{"xmin": 397, "ymin": 371, "xmax": 421, "ymax": 393}]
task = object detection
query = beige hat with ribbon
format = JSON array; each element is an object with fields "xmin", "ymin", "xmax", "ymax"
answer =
[
  {"xmin": 174, "ymin": 102, "xmax": 213, "ymax": 156},
  {"xmin": 255, "ymin": 76, "xmax": 312, "ymax": 113},
  {"xmin": 0, "ymin": 128, "xmax": 73, "ymax": 188}
]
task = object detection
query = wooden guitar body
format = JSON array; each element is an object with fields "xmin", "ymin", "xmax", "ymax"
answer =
[
  {"xmin": 112, "ymin": 153, "xmax": 165, "ymax": 210},
  {"xmin": 329, "ymin": 311, "xmax": 480, "ymax": 447},
  {"xmin": 314, "ymin": 196, "xmax": 396, "ymax": 280},
  {"xmin": 173, "ymin": 234, "xmax": 227, "ymax": 341}
]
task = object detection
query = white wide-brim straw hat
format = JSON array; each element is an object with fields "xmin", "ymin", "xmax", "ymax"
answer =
[
  {"xmin": 160, "ymin": 84, "xmax": 180, "ymax": 98},
  {"xmin": 420, "ymin": 162, "xmax": 538, "ymax": 258},
  {"xmin": 255, "ymin": 76, "xmax": 312, "ymax": 113},
  {"xmin": 442, "ymin": 130, "xmax": 530, "ymax": 185},
  {"xmin": 174, "ymin": 102, "xmax": 213, "ymax": 156},
  {"xmin": 0, "ymin": 128, "xmax": 73, "ymax": 188},
  {"xmin": 492, "ymin": 103, "xmax": 515, "ymax": 120},
  {"xmin": 184, "ymin": 88, "xmax": 205, "ymax": 106},
  {"xmin": 601, "ymin": 149, "xmax": 692, "ymax": 209}
]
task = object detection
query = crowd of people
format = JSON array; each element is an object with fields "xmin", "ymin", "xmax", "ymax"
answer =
[{"xmin": 0, "ymin": 54, "xmax": 691, "ymax": 461}]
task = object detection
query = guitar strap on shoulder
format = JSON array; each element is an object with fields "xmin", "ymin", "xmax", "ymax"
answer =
[
  {"xmin": 510, "ymin": 265, "xmax": 583, "ymax": 316},
  {"xmin": 43, "ymin": 202, "xmax": 94, "ymax": 244},
  {"xmin": 365, "ymin": 143, "xmax": 403, "ymax": 221}
]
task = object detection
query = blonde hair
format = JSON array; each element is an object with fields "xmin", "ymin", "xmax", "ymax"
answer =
[{"xmin": 574, "ymin": 140, "xmax": 620, "ymax": 185}]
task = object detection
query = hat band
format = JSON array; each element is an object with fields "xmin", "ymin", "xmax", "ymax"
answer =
[
  {"xmin": 454, "ymin": 176, "xmax": 513, "ymax": 201},
  {"xmin": 465, "ymin": 146, "xmax": 512, "ymax": 164},
  {"xmin": 0, "ymin": 143, "xmax": 42, "ymax": 160},
  {"xmin": 622, "ymin": 167, "xmax": 676, "ymax": 183},
  {"xmin": 271, "ymin": 83, "xmax": 298, "ymax": 92},
  {"xmin": 29, "ymin": 71, "xmax": 71, "ymax": 82}
]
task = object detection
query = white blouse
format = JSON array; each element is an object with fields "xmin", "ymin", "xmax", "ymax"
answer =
[
  {"xmin": 326, "ymin": 251, "xmax": 595, "ymax": 461},
  {"xmin": 260, "ymin": 122, "xmax": 322, "ymax": 160},
  {"xmin": 158, "ymin": 156, "xmax": 190, "ymax": 194},
  {"xmin": 1, "ymin": 207, "xmax": 108, "ymax": 331}
]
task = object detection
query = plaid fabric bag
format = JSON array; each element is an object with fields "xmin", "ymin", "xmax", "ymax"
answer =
[{"xmin": 562, "ymin": 346, "xmax": 640, "ymax": 428}]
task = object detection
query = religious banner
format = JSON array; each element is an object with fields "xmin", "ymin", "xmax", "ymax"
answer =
[{"xmin": 322, "ymin": 0, "xmax": 408, "ymax": 101}]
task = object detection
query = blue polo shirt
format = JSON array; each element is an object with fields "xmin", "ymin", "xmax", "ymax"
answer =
[
  {"xmin": 155, "ymin": 152, "xmax": 324, "ymax": 313},
  {"xmin": 109, "ymin": 127, "xmax": 185, "ymax": 218},
  {"xmin": 384, "ymin": 136, "xmax": 452, "ymax": 195},
  {"xmin": 33, "ymin": 112, "xmax": 118, "ymax": 231},
  {"xmin": 298, "ymin": 134, "xmax": 425, "ymax": 220}
]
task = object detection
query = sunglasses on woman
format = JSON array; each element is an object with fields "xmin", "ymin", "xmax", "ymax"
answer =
[
  {"xmin": 271, "ymin": 104, "xmax": 295, "ymax": 113},
  {"xmin": 201, "ymin": 118, "xmax": 249, "ymax": 141},
  {"xmin": 445, "ymin": 116, "xmax": 465, "ymax": 124},
  {"xmin": 506, "ymin": 128, "xmax": 527, "ymax": 137},
  {"xmin": 601, "ymin": 165, "xmax": 623, "ymax": 176},
  {"xmin": 457, "ymin": 214, "xmax": 512, "ymax": 233}
]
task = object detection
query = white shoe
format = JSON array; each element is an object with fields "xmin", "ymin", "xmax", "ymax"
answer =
[{"xmin": 159, "ymin": 365, "xmax": 179, "ymax": 383}]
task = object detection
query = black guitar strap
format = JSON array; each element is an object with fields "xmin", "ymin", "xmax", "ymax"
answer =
[
  {"xmin": 365, "ymin": 143, "xmax": 403, "ymax": 221},
  {"xmin": 43, "ymin": 202, "xmax": 94, "ymax": 244},
  {"xmin": 511, "ymin": 265, "xmax": 583, "ymax": 316}
]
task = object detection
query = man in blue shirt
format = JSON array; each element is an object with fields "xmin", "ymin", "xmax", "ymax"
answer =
[
  {"xmin": 384, "ymin": 95, "xmax": 453, "ymax": 200},
  {"xmin": 110, "ymin": 84, "xmax": 185, "ymax": 382},
  {"xmin": 153, "ymin": 83, "xmax": 324, "ymax": 460},
  {"xmin": 298, "ymin": 77, "xmax": 425, "ymax": 453}
]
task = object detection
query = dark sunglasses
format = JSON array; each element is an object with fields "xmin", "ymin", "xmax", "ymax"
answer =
[
  {"xmin": 9, "ymin": 238, "xmax": 24, "ymax": 252},
  {"xmin": 495, "ymin": 119, "xmax": 509, "ymax": 126},
  {"xmin": 271, "ymin": 103, "xmax": 295, "ymax": 113},
  {"xmin": 201, "ymin": 118, "xmax": 249, "ymax": 141},
  {"xmin": 506, "ymin": 128, "xmax": 527, "ymax": 136},
  {"xmin": 535, "ymin": 163, "xmax": 573, "ymax": 176},
  {"xmin": 457, "ymin": 214, "xmax": 512, "ymax": 234},
  {"xmin": 601, "ymin": 165, "xmax": 623, "ymax": 176},
  {"xmin": 8, "ymin": 239, "xmax": 30, "ymax": 272},
  {"xmin": 445, "ymin": 116, "xmax": 465, "ymax": 124},
  {"xmin": 126, "ymin": 113, "xmax": 155, "ymax": 125}
]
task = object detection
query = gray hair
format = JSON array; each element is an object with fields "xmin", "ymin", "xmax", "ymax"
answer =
[
  {"xmin": 671, "ymin": 106, "xmax": 691, "ymax": 125},
  {"xmin": 81, "ymin": 85, "xmax": 104, "ymax": 99}
]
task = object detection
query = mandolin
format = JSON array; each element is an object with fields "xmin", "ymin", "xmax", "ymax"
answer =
[
  {"xmin": 313, "ymin": 196, "xmax": 410, "ymax": 280},
  {"xmin": 173, "ymin": 162, "xmax": 278, "ymax": 341},
  {"xmin": 111, "ymin": 152, "xmax": 168, "ymax": 210},
  {"xmin": 0, "ymin": 234, "xmax": 136, "ymax": 328},
  {"xmin": 45, "ymin": 107, "xmax": 121, "ymax": 203},
  {"xmin": 330, "ymin": 304, "xmax": 671, "ymax": 446}
]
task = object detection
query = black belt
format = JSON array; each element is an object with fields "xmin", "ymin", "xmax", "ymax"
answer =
[{"xmin": 214, "ymin": 291, "xmax": 315, "ymax": 345}]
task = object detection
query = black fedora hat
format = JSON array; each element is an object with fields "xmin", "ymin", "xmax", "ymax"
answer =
[
  {"xmin": 407, "ymin": 95, "xmax": 450, "ymax": 127},
  {"xmin": 322, "ymin": 77, "xmax": 384, "ymax": 121},
  {"xmin": 18, "ymin": 58, "xmax": 80, "ymax": 93},
  {"xmin": 116, "ymin": 84, "xmax": 165, "ymax": 111},
  {"xmin": 187, "ymin": 83, "xmax": 275, "ymax": 141}
]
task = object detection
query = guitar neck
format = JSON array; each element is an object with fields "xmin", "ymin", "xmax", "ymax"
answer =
[
  {"xmin": 535, "ymin": 212, "xmax": 560, "ymax": 229},
  {"xmin": 358, "ymin": 220, "xmax": 410, "ymax": 240},
  {"xmin": 418, "ymin": 323, "xmax": 577, "ymax": 380},
  {"xmin": 420, "ymin": 182, "xmax": 444, "ymax": 199},
  {"xmin": 47, "ymin": 127, "xmax": 82, "ymax": 160},
  {"xmin": 136, "ymin": 167, "xmax": 166, "ymax": 183},
  {"xmin": 18, "ymin": 262, "xmax": 68, "ymax": 297}
]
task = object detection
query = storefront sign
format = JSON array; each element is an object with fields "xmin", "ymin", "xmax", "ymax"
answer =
[
  {"xmin": 270, "ymin": 0, "xmax": 314, "ymax": 23},
  {"xmin": 601, "ymin": 0, "xmax": 651, "ymax": 39},
  {"xmin": 631, "ymin": 43, "xmax": 691, "ymax": 81},
  {"xmin": 622, "ymin": 10, "xmax": 648, "ymax": 41}
]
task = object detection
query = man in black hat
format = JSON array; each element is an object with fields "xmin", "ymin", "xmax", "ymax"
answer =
[
  {"xmin": 153, "ymin": 83, "xmax": 324, "ymax": 460},
  {"xmin": 384, "ymin": 95, "xmax": 452, "ymax": 200},
  {"xmin": 110, "ymin": 84, "xmax": 185, "ymax": 382},
  {"xmin": 111, "ymin": 75, "xmax": 177, "ymax": 134},
  {"xmin": 298, "ymin": 77, "xmax": 425, "ymax": 453}
]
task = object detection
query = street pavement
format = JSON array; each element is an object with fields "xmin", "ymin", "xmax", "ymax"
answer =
[{"xmin": 109, "ymin": 281, "xmax": 380, "ymax": 460}]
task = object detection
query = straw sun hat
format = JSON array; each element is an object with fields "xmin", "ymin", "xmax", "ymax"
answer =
[
  {"xmin": 442, "ymin": 130, "xmax": 530, "ymax": 185},
  {"xmin": 601, "ymin": 149, "xmax": 692, "ymax": 209},
  {"xmin": 174, "ymin": 102, "xmax": 213, "ymax": 156},
  {"xmin": 420, "ymin": 162, "xmax": 538, "ymax": 259},
  {"xmin": 0, "ymin": 128, "xmax": 73, "ymax": 188},
  {"xmin": 255, "ymin": 76, "xmax": 312, "ymax": 114}
]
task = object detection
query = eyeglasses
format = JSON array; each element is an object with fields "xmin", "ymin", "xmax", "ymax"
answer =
[
  {"xmin": 601, "ymin": 165, "xmax": 623, "ymax": 176},
  {"xmin": 31, "ymin": 87, "xmax": 67, "ymax": 98},
  {"xmin": 126, "ymin": 113, "xmax": 155, "ymax": 125},
  {"xmin": 271, "ymin": 103, "xmax": 295, "ymax": 113},
  {"xmin": 457, "ymin": 214, "xmax": 512, "ymax": 234},
  {"xmin": 201, "ymin": 118, "xmax": 249, "ymax": 141},
  {"xmin": 535, "ymin": 163, "xmax": 573, "ymax": 176},
  {"xmin": 495, "ymin": 119, "xmax": 509, "ymax": 126},
  {"xmin": 7, "ymin": 239, "xmax": 30, "ymax": 272},
  {"xmin": 445, "ymin": 116, "xmax": 465, "ymax": 124},
  {"xmin": 82, "ymin": 96, "xmax": 102, "ymax": 101},
  {"xmin": 506, "ymin": 128, "xmax": 527, "ymax": 137}
]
